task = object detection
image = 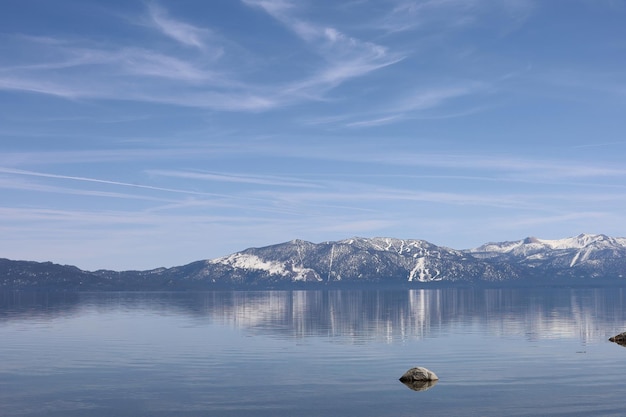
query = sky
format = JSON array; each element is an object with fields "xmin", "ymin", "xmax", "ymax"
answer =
[{"xmin": 1, "ymin": 0, "xmax": 626, "ymax": 271}]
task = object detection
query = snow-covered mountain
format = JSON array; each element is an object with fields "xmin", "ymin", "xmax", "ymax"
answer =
[
  {"xmin": 204, "ymin": 237, "xmax": 518, "ymax": 285},
  {"xmin": 472, "ymin": 234, "xmax": 626, "ymax": 258},
  {"xmin": 469, "ymin": 233, "xmax": 626, "ymax": 278},
  {"xmin": 1, "ymin": 234, "xmax": 625, "ymax": 290}
]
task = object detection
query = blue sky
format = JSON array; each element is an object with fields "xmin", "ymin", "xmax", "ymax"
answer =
[{"xmin": 1, "ymin": 0, "xmax": 626, "ymax": 270}]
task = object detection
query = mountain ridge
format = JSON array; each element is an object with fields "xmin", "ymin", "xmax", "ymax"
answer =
[{"xmin": 2, "ymin": 233, "xmax": 626, "ymax": 290}]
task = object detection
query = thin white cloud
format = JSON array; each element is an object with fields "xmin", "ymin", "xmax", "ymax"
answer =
[
  {"xmin": 0, "ymin": 167, "xmax": 226, "ymax": 197},
  {"xmin": 0, "ymin": 167, "xmax": 322, "ymax": 217},
  {"xmin": 392, "ymin": 85, "xmax": 481, "ymax": 112},
  {"xmin": 222, "ymin": 141, "xmax": 626, "ymax": 183},
  {"xmin": 266, "ymin": 188, "xmax": 537, "ymax": 210},
  {"xmin": 146, "ymin": 169, "xmax": 323, "ymax": 188},
  {"xmin": 117, "ymin": 48, "xmax": 215, "ymax": 82},
  {"xmin": 0, "ymin": 140, "xmax": 279, "ymax": 167},
  {"xmin": 341, "ymin": 84, "xmax": 482, "ymax": 128},
  {"xmin": 379, "ymin": 0, "xmax": 534, "ymax": 34},
  {"xmin": 345, "ymin": 114, "xmax": 405, "ymax": 127},
  {"xmin": 0, "ymin": 76, "xmax": 85, "ymax": 99},
  {"xmin": 128, "ymin": 89, "xmax": 279, "ymax": 111},
  {"xmin": 4, "ymin": 39, "xmax": 221, "ymax": 83},
  {"xmin": 0, "ymin": 206, "xmax": 279, "ymax": 228},
  {"xmin": 242, "ymin": 0, "xmax": 294, "ymax": 16},
  {"xmin": 147, "ymin": 3, "xmax": 209, "ymax": 49},
  {"xmin": 286, "ymin": 53, "xmax": 402, "ymax": 96},
  {"xmin": 244, "ymin": 0, "xmax": 404, "ymax": 95},
  {"xmin": 0, "ymin": 176, "xmax": 176, "ymax": 202}
]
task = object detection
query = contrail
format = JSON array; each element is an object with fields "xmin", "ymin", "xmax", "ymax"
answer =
[{"xmin": 0, "ymin": 167, "xmax": 220, "ymax": 197}]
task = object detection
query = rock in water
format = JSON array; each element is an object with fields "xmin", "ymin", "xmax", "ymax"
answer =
[
  {"xmin": 399, "ymin": 367, "xmax": 438, "ymax": 382},
  {"xmin": 399, "ymin": 367, "xmax": 439, "ymax": 392},
  {"xmin": 609, "ymin": 332, "xmax": 626, "ymax": 346}
]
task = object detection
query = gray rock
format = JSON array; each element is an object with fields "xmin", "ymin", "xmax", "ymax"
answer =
[
  {"xmin": 399, "ymin": 367, "xmax": 439, "ymax": 392},
  {"xmin": 399, "ymin": 367, "xmax": 438, "ymax": 382},
  {"xmin": 609, "ymin": 332, "xmax": 626, "ymax": 346}
]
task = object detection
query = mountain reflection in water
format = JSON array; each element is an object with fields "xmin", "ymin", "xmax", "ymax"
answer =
[{"xmin": 3, "ymin": 288, "xmax": 626, "ymax": 344}]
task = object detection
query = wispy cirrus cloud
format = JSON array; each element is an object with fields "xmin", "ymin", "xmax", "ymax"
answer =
[
  {"xmin": 146, "ymin": 169, "xmax": 323, "ymax": 188},
  {"xmin": 243, "ymin": 0, "xmax": 404, "ymax": 96},
  {"xmin": 0, "ymin": 0, "xmax": 546, "ymax": 124},
  {"xmin": 0, "ymin": 76, "xmax": 85, "ymax": 99},
  {"xmin": 379, "ymin": 0, "xmax": 534, "ymax": 34},
  {"xmin": 146, "ymin": 3, "xmax": 210, "ymax": 50},
  {"xmin": 1, "ymin": 35, "xmax": 208, "ymax": 80},
  {"xmin": 0, "ymin": 47, "xmax": 273, "ymax": 111},
  {"xmin": 392, "ymin": 84, "xmax": 483, "ymax": 112},
  {"xmin": 0, "ymin": 7, "xmax": 269, "ymax": 110},
  {"xmin": 0, "ymin": 34, "xmax": 231, "ymax": 106},
  {"xmin": 264, "ymin": 186, "xmax": 541, "ymax": 211},
  {"xmin": 229, "ymin": 141, "xmax": 626, "ymax": 182},
  {"xmin": 341, "ymin": 83, "xmax": 483, "ymax": 127},
  {"xmin": 0, "ymin": 1, "xmax": 404, "ymax": 112},
  {"xmin": 345, "ymin": 114, "xmax": 405, "ymax": 128}
]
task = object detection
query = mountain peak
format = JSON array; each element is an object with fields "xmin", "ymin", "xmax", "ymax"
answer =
[{"xmin": 523, "ymin": 237, "xmax": 541, "ymax": 244}]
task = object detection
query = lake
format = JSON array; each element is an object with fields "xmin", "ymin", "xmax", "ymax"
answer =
[{"xmin": 1, "ymin": 288, "xmax": 626, "ymax": 416}]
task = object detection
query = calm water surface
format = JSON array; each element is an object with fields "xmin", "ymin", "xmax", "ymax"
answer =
[{"xmin": 2, "ymin": 288, "xmax": 626, "ymax": 416}]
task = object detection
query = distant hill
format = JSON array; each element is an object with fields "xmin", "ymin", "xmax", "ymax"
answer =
[{"xmin": 2, "ymin": 234, "xmax": 626, "ymax": 290}]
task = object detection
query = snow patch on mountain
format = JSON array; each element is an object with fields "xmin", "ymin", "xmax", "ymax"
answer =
[
  {"xmin": 408, "ymin": 257, "xmax": 441, "ymax": 282},
  {"xmin": 569, "ymin": 249, "xmax": 586, "ymax": 268},
  {"xmin": 339, "ymin": 237, "xmax": 433, "ymax": 256},
  {"xmin": 210, "ymin": 253, "xmax": 320, "ymax": 281}
]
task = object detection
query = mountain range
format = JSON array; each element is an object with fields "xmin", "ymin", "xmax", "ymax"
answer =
[{"xmin": 2, "ymin": 233, "xmax": 626, "ymax": 290}]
